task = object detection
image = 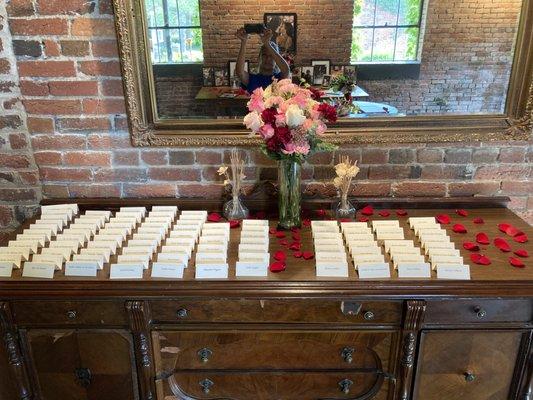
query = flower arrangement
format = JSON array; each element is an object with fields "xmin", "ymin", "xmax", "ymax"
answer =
[
  {"xmin": 243, "ymin": 78, "xmax": 338, "ymax": 163},
  {"xmin": 217, "ymin": 149, "xmax": 249, "ymax": 220},
  {"xmin": 333, "ymin": 156, "xmax": 360, "ymax": 219}
]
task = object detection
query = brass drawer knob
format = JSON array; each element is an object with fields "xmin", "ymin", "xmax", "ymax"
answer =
[
  {"xmin": 198, "ymin": 348, "xmax": 213, "ymax": 363},
  {"xmin": 340, "ymin": 347, "xmax": 355, "ymax": 363},
  {"xmin": 176, "ymin": 308, "xmax": 188, "ymax": 319},
  {"xmin": 199, "ymin": 378, "xmax": 214, "ymax": 394},
  {"xmin": 66, "ymin": 310, "xmax": 77, "ymax": 320},
  {"xmin": 464, "ymin": 372, "xmax": 476, "ymax": 382},
  {"xmin": 473, "ymin": 306, "xmax": 486, "ymax": 319},
  {"xmin": 363, "ymin": 311, "xmax": 375, "ymax": 320},
  {"xmin": 339, "ymin": 378, "xmax": 353, "ymax": 394}
]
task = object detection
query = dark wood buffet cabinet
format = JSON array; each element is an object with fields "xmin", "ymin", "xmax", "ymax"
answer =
[{"xmin": 0, "ymin": 199, "xmax": 531, "ymax": 400}]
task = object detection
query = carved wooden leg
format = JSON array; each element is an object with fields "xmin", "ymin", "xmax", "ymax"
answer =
[
  {"xmin": 126, "ymin": 300, "xmax": 156, "ymax": 400},
  {"xmin": 397, "ymin": 300, "xmax": 426, "ymax": 400},
  {"xmin": 0, "ymin": 302, "xmax": 32, "ymax": 400}
]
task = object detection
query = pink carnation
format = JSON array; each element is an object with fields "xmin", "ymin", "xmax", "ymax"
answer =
[
  {"xmin": 264, "ymin": 95, "xmax": 284, "ymax": 109},
  {"xmin": 259, "ymin": 124, "xmax": 275, "ymax": 139},
  {"xmin": 247, "ymin": 88, "xmax": 265, "ymax": 112}
]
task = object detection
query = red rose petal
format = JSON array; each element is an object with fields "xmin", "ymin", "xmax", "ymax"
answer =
[
  {"xmin": 507, "ymin": 226, "xmax": 521, "ymax": 237},
  {"xmin": 470, "ymin": 253, "xmax": 491, "ymax": 265},
  {"xmin": 514, "ymin": 233, "xmax": 528, "ymax": 243},
  {"xmin": 396, "ymin": 209, "xmax": 408, "ymax": 216},
  {"xmin": 476, "ymin": 232, "xmax": 490, "ymax": 245},
  {"xmin": 293, "ymin": 251, "xmax": 303, "ymax": 258},
  {"xmin": 269, "ymin": 261, "xmax": 286, "ymax": 272},
  {"xmin": 302, "ymin": 219, "xmax": 311, "ymax": 227},
  {"xmin": 436, "ymin": 214, "xmax": 451, "ymax": 224},
  {"xmin": 279, "ymin": 239, "xmax": 289, "ymax": 246},
  {"xmin": 361, "ymin": 205, "xmax": 374, "ymax": 216},
  {"xmin": 274, "ymin": 250, "xmax": 286, "ymax": 262},
  {"xmin": 316, "ymin": 209, "xmax": 327, "ymax": 218},
  {"xmin": 514, "ymin": 249, "xmax": 529, "ymax": 258},
  {"xmin": 509, "ymin": 257, "xmax": 525, "ymax": 268},
  {"xmin": 229, "ymin": 220, "xmax": 240, "ymax": 229},
  {"xmin": 452, "ymin": 223, "xmax": 467, "ymax": 234},
  {"xmin": 289, "ymin": 242, "xmax": 301, "ymax": 250},
  {"xmin": 378, "ymin": 210, "xmax": 390, "ymax": 217},
  {"xmin": 463, "ymin": 242, "xmax": 480, "ymax": 251},
  {"xmin": 498, "ymin": 223, "xmax": 511, "ymax": 233},
  {"xmin": 207, "ymin": 212, "xmax": 222, "ymax": 222},
  {"xmin": 456, "ymin": 209, "xmax": 469, "ymax": 217},
  {"xmin": 302, "ymin": 251, "xmax": 314, "ymax": 260},
  {"xmin": 494, "ymin": 237, "xmax": 512, "ymax": 252},
  {"xmin": 473, "ymin": 217, "xmax": 484, "ymax": 224},
  {"xmin": 275, "ymin": 231, "xmax": 286, "ymax": 239},
  {"xmin": 292, "ymin": 233, "xmax": 301, "ymax": 241},
  {"xmin": 358, "ymin": 216, "xmax": 369, "ymax": 222}
]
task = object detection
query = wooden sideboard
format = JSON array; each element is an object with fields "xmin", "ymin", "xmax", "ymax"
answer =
[{"xmin": 0, "ymin": 199, "xmax": 532, "ymax": 400}]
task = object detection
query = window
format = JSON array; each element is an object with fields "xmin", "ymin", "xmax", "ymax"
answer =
[
  {"xmin": 145, "ymin": 0, "xmax": 203, "ymax": 64},
  {"xmin": 351, "ymin": 0, "xmax": 423, "ymax": 63}
]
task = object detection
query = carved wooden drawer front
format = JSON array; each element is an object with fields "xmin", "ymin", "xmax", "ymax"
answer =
[
  {"xmin": 413, "ymin": 330, "xmax": 524, "ymax": 400},
  {"xmin": 424, "ymin": 299, "xmax": 533, "ymax": 325},
  {"xmin": 150, "ymin": 299, "xmax": 402, "ymax": 325},
  {"xmin": 11, "ymin": 301, "xmax": 128, "ymax": 327}
]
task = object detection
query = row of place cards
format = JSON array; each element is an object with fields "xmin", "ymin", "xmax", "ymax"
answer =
[
  {"xmin": 235, "ymin": 220, "xmax": 270, "ymax": 277},
  {"xmin": 312, "ymin": 221, "xmax": 350, "ymax": 278}
]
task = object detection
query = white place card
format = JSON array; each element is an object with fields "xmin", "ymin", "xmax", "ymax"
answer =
[
  {"xmin": 426, "ymin": 248, "xmax": 461, "ymax": 257},
  {"xmin": 196, "ymin": 252, "xmax": 227, "ymax": 263},
  {"xmin": 65, "ymin": 261, "xmax": 98, "ymax": 277},
  {"xmin": 179, "ymin": 214, "xmax": 207, "ymax": 221},
  {"xmin": 312, "ymin": 226, "xmax": 340, "ymax": 234},
  {"xmin": 236, "ymin": 261, "xmax": 268, "ymax": 277},
  {"xmin": 8, "ymin": 240, "xmax": 39, "ymax": 254},
  {"xmin": 398, "ymin": 263, "xmax": 432, "ymax": 278},
  {"xmin": 127, "ymin": 239, "xmax": 157, "ymax": 251},
  {"xmin": 40, "ymin": 247, "xmax": 73, "ymax": 260},
  {"xmin": 315, "ymin": 244, "xmax": 345, "ymax": 253},
  {"xmin": 31, "ymin": 254, "xmax": 64, "ymax": 269},
  {"xmin": 408, "ymin": 217, "xmax": 436, "ymax": 227},
  {"xmin": 393, "ymin": 256, "xmax": 426, "ymax": 270},
  {"xmin": 389, "ymin": 247, "xmax": 422, "ymax": 256},
  {"xmin": 375, "ymin": 231, "xmax": 405, "ymax": 240},
  {"xmin": 430, "ymin": 255, "xmax": 464, "ymax": 269},
  {"xmin": 152, "ymin": 205, "xmax": 178, "ymax": 213},
  {"xmin": 242, "ymin": 219, "xmax": 269, "ymax": 227},
  {"xmin": 137, "ymin": 227, "xmax": 166, "ymax": 236},
  {"xmin": 110, "ymin": 263, "xmax": 144, "ymax": 279},
  {"xmin": 239, "ymin": 252, "xmax": 269, "ymax": 263},
  {"xmin": 238, "ymin": 243, "xmax": 268, "ymax": 253},
  {"xmin": 240, "ymin": 229, "xmax": 268, "ymax": 239},
  {"xmin": 199, "ymin": 243, "xmax": 228, "ymax": 252},
  {"xmin": 165, "ymin": 237, "xmax": 196, "ymax": 248},
  {"xmin": 22, "ymin": 262, "xmax": 55, "ymax": 279},
  {"xmin": 23, "ymin": 229, "xmax": 51, "ymax": 241},
  {"xmin": 423, "ymin": 241, "xmax": 455, "ymax": 254},
  {"xmin": 341, "ymin": 222, "xmax": 369, "ymax": 229},
  {"xmin": 383, "ymin": 240, "xmax": 413, "ymax": 253},
  {"xmin": 0, "ymin": 262, "xmax": 13, "ymax": 277},
  {"xmin": 240, "ymin": 236, "xmax": 269, "ymax": 246},
  {"xmin": 0, "ymin": 256, "xmax": 21, "ymax": 269},
  {"xmin": 172, "ymin": 224, "xmax": 201, "ymax": 232},
  {"xmin": 180, "ymin": 210, "xmax": 207, "ymax": 215},
  {"xmin": 420, "ymin": 234, "xmax": 450, "ymax": 244},
  {"xmin": 195, "ymin": 263, "xmax": 229, "ymax": 279},
  {"xmin": 81, "ymin": 248, "xmax": 111, "ymax": 263},
  {"xmin": 437, "ymin": 264, "xmax": 471, "ymax": 280},
  {"xmin": 315, "ymin": 252, "xmax": 347, "ymax": 262},
  {"xmin": 133, "ymin": 233, "xmax": 162, "ymax": 246},
  {"xmin": 347, "ymin": 241, "xmax": 380, "ymax": 251},
  {"xmin": 121, "ymin": 246, "xmax": 153, "ymax": 257},
  {"xmin": 199, "ymin": 236, "xmax": 228, "ymax": 246},
  {"xmin": 151, "ymin": 262, "xmax": 184, "ymax": 278},
  {"xmin": 116, "ymin": 212, "xmax": 144, "ymax": 222},
  {"xmin": 357, "ymin": 263, "xmax": 391, "ymax": 279},
  {"xmin": 157, "ymin": 252, "xmax": 189, "ymax": 264},
  {"xmin": 311, "ymin": 220, "xmax": 338, "ymax": 227},
  {"xmin": 349, "ymin": 246, "xmax": 382, "ymax": 256},
  {"xmin": 160, "ymin": 244, "xmax": 193, "ymax": 255},
  {"xmin": 73, "ymin": 254, "xmax": 105, "ymax": 269},
  {"xmin": 316, "ymin": 261, "xmax": 349, "ymax": 277},
  {"xmin": 16, "ymin": 234, "xmax": 46, "ymax": 247},
  {"xmin": 0, "ymin": 247, "xmax": 30, "ymax": 261},
  {"xmin": 312, "ymin": 232, "xmax": 343, "ymax": 240},
  {"xmin": 41, "ymin": 203, "xmax": 78, "ymax": 212},
  {"xmin": 103, "ymin": 225, "xmax": 132, "ymax": 236},
  {"xmin": 32, "ymin": 221, "xmax": 61, "ymax": 233},
  {"xmin": 85, "ymin": 210, "xmax": 112, "ymax": 220},
  {"xmin": 61, "ymin": 230, "xmax": 89, "ymax": 242},
  {"xmin": 117, "ymin": 254, "xmax": 150, "ymax": 269},
  {"xmin": 88, "ymin": 240, "xmax": 118, "ymax": 255}
]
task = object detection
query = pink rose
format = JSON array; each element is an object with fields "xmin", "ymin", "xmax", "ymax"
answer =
[
  {"xmin": 264, "ymin": 95, "xmax": 284, "ymax": 109},
  {"xmin": 275, "ymin": 113, "xmax": 286, "ymax": 127},
  {"xmin": 259, "ymin": 124, "xmax": 275, "ymax": 139},
  {"xmin": 247, "ymin": 88, "xmax": 265, "ymax": 112},
  {"xmin": 315, "ymin": 120, "xmax": 327, "ymax": 135}
]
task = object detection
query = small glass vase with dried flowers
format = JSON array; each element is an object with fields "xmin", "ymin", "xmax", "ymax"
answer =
[
  {"xmin": 218, "ymin": 149, "xmax": 249, "ymax": 220},
  {"xmin": 333, "ymin": 156, "xmax": 360, "ymax": 220}
]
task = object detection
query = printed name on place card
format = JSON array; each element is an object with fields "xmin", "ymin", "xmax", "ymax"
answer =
[
  {"xmin": 436, "ymin": 264, "xmax": 471, "ymax": 280},
  {"xmin": 235, "ymin": 261, "xmax": 268, "ymax": 277},
  {"xmin": 22, "ymin": 262, "xmax": 56, "ymax": 279},
  {"xmin": 397, "ymin": 263, "xmax": 432, "ymax": 278},
  {"xmin": 0, "ymin": 262, "xmax": 14, "ymax": 277},
  {"xmin": 357, "ymin": 263, "xmax": 391, "ymax": 279},
  {"xmin": 151, "ymin": 262, "xmax": 185, "ymax": 279},
  {"xmin": 110, "ymin": 263, "xmax": 144, "ymax": 279},
  {"xmin": 316, "ymin": 261, "xmax": 349, "ymax": 278},
  {"xmin": 195, "ymin": 263, "xmax": 229, "ymax": 279},
  {"xmin": 65, "ymin": 261, "xmax": 98, "ymax": 277}
]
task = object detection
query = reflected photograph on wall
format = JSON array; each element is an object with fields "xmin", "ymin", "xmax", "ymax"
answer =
[
  {"xmin": 264, "ymin": 13, "xmax": 297, "ymax": 55},
  {"xmin": 214, "ymin": 68, "xmax": 229, "ymax": 86},
  {"xmin": 202, "ymin": 67, "xmax": 214, "ymax": 87}
]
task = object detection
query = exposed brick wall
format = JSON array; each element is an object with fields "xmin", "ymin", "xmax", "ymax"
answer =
[
  {"xmin": 0, "ymin": 0, "xmax": 530, "ymax": 240},
  {"xmin": 0, "ymin": 0, "xmax": 41, "ymax": 241}
]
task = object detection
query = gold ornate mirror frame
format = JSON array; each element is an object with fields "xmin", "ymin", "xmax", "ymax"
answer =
[{"xmin": 112, "ymin": 0, "xmax": 533, "ymax": 147}]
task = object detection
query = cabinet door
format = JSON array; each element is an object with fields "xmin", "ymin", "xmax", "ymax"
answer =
[
  {"xmin": 413, "ymin": 330, "xmax": 523, "ymax": 400},
  {"xmin": 0, "ymin": 342, "xmax": 18, "ymax": 399},
  {"xmin": 24, "ymin": 330, "xmax": 137, "ymax": 400}
]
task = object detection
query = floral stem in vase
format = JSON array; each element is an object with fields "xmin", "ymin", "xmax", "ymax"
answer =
[{"xmin": 278, "ymin": 159, "xmax": 301, "ymax": 230}]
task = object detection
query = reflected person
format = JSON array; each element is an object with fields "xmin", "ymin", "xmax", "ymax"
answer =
[{"xmin": 235, "ymin": 27, "xmax": 290, "ymax": 93}]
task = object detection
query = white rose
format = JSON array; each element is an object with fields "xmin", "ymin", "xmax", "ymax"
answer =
[
  {"xmin": 243, "ymin": 111, "xmax": 263, "ymax": 132},
  {"xmin": 285, "ymin": 104, "xmax": 307, "ymax": 128}
]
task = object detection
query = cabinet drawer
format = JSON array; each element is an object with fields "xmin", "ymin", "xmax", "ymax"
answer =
[
  {"xmin": 11, "ymin": 301, "xmax": 128, "ymax": 326},
  {"xmin": 153, "ymin": 330, "xmax": 395, "ymax": 371},
  {"xmin": 150, "ymin": 299, "xmax": 402, "ymax": 325},
  {"xmin": 424, "ymin": 299, "xmax": 532, "ymax": 325}
]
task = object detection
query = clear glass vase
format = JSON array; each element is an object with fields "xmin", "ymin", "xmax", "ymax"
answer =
[
  {"xmin": 278, "ymin": 159, "xmax": 302, "ymax": 230},
  {"xmin": 335, "ymin": 192, "xmax": 356, "ymax": 220},
  {"xmin": 223, "ymin": 194, "xmax": 249, "ymax": 220}
]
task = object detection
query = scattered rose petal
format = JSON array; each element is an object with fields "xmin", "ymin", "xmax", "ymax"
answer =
[
  {"xmin": 269, "ymin": 227, "xmax": 277, "ymax": 235},
  {"xmin": 470, "ymin": 253, "xmax": 491, "ymax": 265},
  {"xmin": 316, "ymin": 209, "xmax": 327, "ymax": 218},
  {"xmin": 494, "ymin": 237, "xmax": 512, "ymax": 252},
  {"xmin": 292, "ymin": 233, "xmax": 301, "ymax": 241},
  {"xmin": 514, "ymin": 233, "xmax": 528, "ymax": 243},
  {"xmin": 302, "ymin": 251, "xmax": 314, "ymax": 260},
  {"xmin": 498, "ymin": 223, "xmax": 511, "ymax": 233},
  {"xmin": 274, "ymin": 250, "xmax": 286, "ymax": 262},
  {"xmin": 456, "ymin": 209, "xmax": 469, "ymax": 217},
  {"xmin": 289, "ymin": 242, "xmax": 301, "ymax": 250},
  {"xmin": 303, "ymin": 219, "xmax": 311, "ymax": 227},
  {"xmin": 396, "ymin": 209, "xmax": 408, "ymax": 216},
  {"xmin": 436, "ymin": 214, "xmax": 451, "ymax": 224},
  {"xmin": 269, "ymin": 261, "xmax": 286, "ymax": 272},
  {"xmin": 279, "ymin": 239, "xmax": 289, "ymax": 246},
  {"xmin": 509, "ymin": 257, "xmax": 525, "ymax": 268},
  {"xmin": 452, "ymin": 223, "xmax": 467, "ymax": 234},
  {"xmin": 463, "ymin": 242, "xmax": 480, "ymax": 251},
  {"xmin": 358, "ymin": 216, "xmax": 370, "ymax": 222},
  {"xmin": 361, "ymin": 205, "xmax": 374, "ymax": 216},
  {"xmin": 275, "ymin": 231, "xmax": 286, "ymax": 239},
  {"xmin": 514, "ymin": 249, "xmax": 529, "ymax": 258},
  {"xmin": 378, "ymin": 210, "xmax": 390, "ymax": 217},
  {"xmin": 207, "ymin": 212, "xmax": 222, "ymax": 222},
  {"xmin": 476, "ymin": 233, "xmax": 490, "ymax": 245},
  {"xmin": 507, "ymin": 226, "xmax": 521, "ymax": 237},
  {"xmin": 293, "ymin": 251, "xmax": 303, "ymax": 258},
  {"xmin": 473, "ymin": 217, "xmax": 484, "ymax": 224},
  {"xmin": 229, "ymin": 220, "xmax": 240, "ymax": 229}
]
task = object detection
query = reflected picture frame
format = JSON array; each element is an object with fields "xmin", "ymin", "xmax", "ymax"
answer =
[
  {"xmin": 264, "ymin": 12, "xmax": 297, "ymax": 55},
  {"xmin": 312, "ymin": 60, "xmax": 330, "ymax": 85}
]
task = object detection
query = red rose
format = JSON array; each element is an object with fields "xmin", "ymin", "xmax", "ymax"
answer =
[
  {"xmin": 275, "ymin": 126, "xmax": 291, "ymax": 145},
  {"xmin": 266, "ymin": 137, "xmax": 279, "ymax": 152},
  {"xmin": 261, "ymin": 107, "xmax": 277, "ymax": 124},
  {"xmin": 309, "ymin": 87, "xmax": 323, "ymax": 101},
  {"xmin": 317, "ymin": 103, "xmax": 337, "ymax": 123}
]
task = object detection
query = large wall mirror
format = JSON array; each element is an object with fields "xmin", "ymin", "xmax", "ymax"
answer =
[{"xmin": 112, "ymin": 0, "xmax": 532, "ymax": 146}]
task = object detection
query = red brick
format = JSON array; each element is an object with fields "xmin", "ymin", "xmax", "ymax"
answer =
[
  {"xmin": 93, "ymin": 168, "xmax": 147, "ymax": 182},
  {"xmin": 71, "ymin": 18, "xmax": 116, "ymax": 37},
  {"xmin": 474, "ymin": 165, "xmax": 531, "ymax": 180},
  {"xmin": 194, "ymin": 151, "xmax": 222, "ymax": 165},
  {"xmin": 392, "ymin": 182, "xmax": 447, "ymax": 197},
  {"xmin": 42, "ymin": 184, "xmax": 69, "ymax": 198},
  {"xmin": 27, "ymin": 117, "xmax": 54, "ymax": 133},
  {"xmin": 501, "ymin": 181, "xmax": 533, "ymax": 195},
  {"xmin": 303, "ymin": 183, "xmax": 337, "ymax": 198},
  {"xmin": 0, "ymin": 154, "xmax": 31, "ymax": 168},
  {"xmin": 0, "ymin": 115, "xmax": 22, "ymax": 130},
  {"xmin": 498, "ymin": 147, "xmax": 526, "ymax": 163},
  {"xmin": 112, "ymin": 150, "xmax": 139, "ymax": 166},
  {"xmin": 24, "ymin": 99, "xmax": 82, "ymax": 115},
  {"xmin": 100, "ymin": 79, "xmax": 124, "ymax": 96},
  {"xmin": 306, "ymin": 151, "xmax": 333, "ymax": 165},
  {"xmin": 0, "ymin": 188, "xmax": 39, "ymax": 202},
  {"xmin": 18, "ymin": 61, "xmax": 76, "ymax": 77},
  {"xmin": 6, "ymin": 0, "xmax": 35, "ymax": 17},
  {"xmin": 169, "ymin": 151, "xmax": 194, "ymax": 165},
  {"xmin": 8, "ymin": 133, "xmax": 28, "ymax": 149},
  {"xmin": 350, "ymin": 182, "xmax": 391, "ymax": 197},
  {"xmin": 0, "ymin": 206, "xmax": 14, "ymax": 228},
  {"xmin": 39, "ymin": 167, "xmax": 92, "ymax": 182},
  {"xmin": 148, "ymin": 168, "xmax": 201, "ymax": 181},
  {"xmin": 87, "ymin": 133, "xmax": 131, "ymax": 149},
  {"xmin": 57, "ymin": 117, "xmax": 111, "ymax": 132},
  {"xmin": 63, "ymin": 151, "xmax": 111, "ymax": 166},
  {"xmin": 19, "ymin": 171, "xmax": 40, "ymax": 185},
  {"xmin": 178, "ymin": 184, "xmax": 225, "ymax": 198},
  {"xmin": 361, "ymin": 148, "xmax": 389, "ymax": 164},
  {"xmin": 48, "ymin": 81, "xmax": 98, "ymax": 96},
  {"xmin": 249, "ymin": 150, "xmax": 276, "ymax": 166},
  {"xmin": 368, "ymin": 165, "xmax": 411, "ymax": 180},
  {"xmin": 79, "ymin": 60, "xmax": 121, "ymax": 76},
  {"xmin": 0, "ymin": 59, "xmax": 11, "ymax": 74},
  {"xmin": 114, "ymin": 116, "xmax": 128, "ymax": 131},
  {"xmin": 60, "ymin": 40, "xmax": 90, "ymax": 56},
  {"xmin": 31, "ymin": 134, "xmax": 86, "ymax": 150},
  {"xmin": 37, "ymin": 0, "xmax": 95, "ymax": 15},
  {"xmin": 141, "ymin": 151, "xmax": 168, "ymax": 165},
  {"xmin": 472, "ymin": 148, "xmax": 499, "ymax": 164},
  {"xmin": 448, "ymin": 182, "xmax": 501, "ymax": 197},
  {"xmin": 20, "ymin": 80, "xmax": 49, "ymax": 96},
  {"xmin": 82, "ymin": 98, "xmax": 126, "ymax": 114},
  {"xmin": 43, "ymin": 39, "xmax": 60, "ymax": 57},
  {"xmin": 91, "ymin": 40, "xmax": 119, "ymax": 57},
  {"xmin": 33, "ymin": 151, "xmax": 62, "ymax": 165},
  {"xmin": 417, "ymin": 148, "xmax": 443, "ymax": 163},
  {"xmin": 68, "ymin": 184, "xmax": 121, "ymax": 198},
  {"xmin": 123, "ymin": 184, "xmax": 177, "ymax": 198},
  {"xmin": 9, "ymin": 18, "xmax": 68, "ymax": 35}
]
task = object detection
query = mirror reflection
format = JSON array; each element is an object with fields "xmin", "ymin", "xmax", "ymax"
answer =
[{"xmin": 144, "ymin": 0, "xmax": 522, "ymax": 120}]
